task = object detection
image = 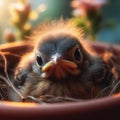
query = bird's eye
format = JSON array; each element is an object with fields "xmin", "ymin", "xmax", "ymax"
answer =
[
  {"xmin": 74, "ymin": 48, "xmax": 83, "ymax": 62},
  {"xmin": 36, "ymin": 55, "xmax": 43, "ymax": 66}
]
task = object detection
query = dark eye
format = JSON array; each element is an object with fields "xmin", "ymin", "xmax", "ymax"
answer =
[
  {"xmin": 74, "ymin": 48, "xmax": 83, "ymax": 62},
  {"xmin": 36, "ymin": 55, "xmax": 43, "ymax": 66}
]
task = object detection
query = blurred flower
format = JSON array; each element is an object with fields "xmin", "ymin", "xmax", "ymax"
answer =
[
  {"xmin": 71, "ymin": 0, "xmax": 107, "ymax": 16},
  {"xmin": 4, "ymin": 29, "xmax": 15, "ymax": 42},
  {"xmin": 23, "ymin": 23, "xmax": 31, "ymax": 31},
  {"xmin": 29, "ymin": 10, "xmax": 39, "ymax": 20},
  {"xmin": 37, "ymin": 4, "xmax": 47, "ymax": 13}
]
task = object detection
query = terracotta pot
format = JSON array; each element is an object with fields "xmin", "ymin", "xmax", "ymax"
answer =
[{"xmin": 0, "ymin": 41, "xmax": 120, "ymax": 120}]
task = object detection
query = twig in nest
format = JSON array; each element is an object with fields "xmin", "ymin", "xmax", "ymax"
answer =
[
  {"xmin": 109, "ymin": 80, "xmax": 120, "ymax": 95},
  {"xmin": 25, "ymin": 96, "xmax": 46, "ymax": 104},
  {"xmin": 24, "ymin": 95, "xmax": 82, "ymax": 103},
  {"xmin": 0, "ymin": 50, "xmax": 24, "ymax": 101},
  {"xmin": 0, "ymin": 80, "xmax": 8, "ymax": 100},
  {"xmin": 39, "ymin": 95, "xmax": 82, "ymax": 103},
  {"xmin": 108, "ymin": 58, "xmax": 120, "ymax": 95}
]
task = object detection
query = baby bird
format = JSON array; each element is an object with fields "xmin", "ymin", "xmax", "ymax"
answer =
[{"xmin": 9, "ymin": 20, "xmax": 113, "ymax": 102}]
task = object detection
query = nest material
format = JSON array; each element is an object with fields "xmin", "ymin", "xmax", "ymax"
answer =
[
  {"xmin": 0, "ymin": 51, "xmax": 21, "ymax": 100},
  {"xmin": 0, "ymin": 81, "xmax": 8, "ymax": 100},
  {"xmin": 0, "ymin": 43, "xmax": 120, "ymax": 103}
]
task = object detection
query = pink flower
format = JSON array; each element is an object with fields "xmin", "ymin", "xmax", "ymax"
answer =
[{"xmin": 71, "ymin": 0, "xmax": 107, "ymax": 16}]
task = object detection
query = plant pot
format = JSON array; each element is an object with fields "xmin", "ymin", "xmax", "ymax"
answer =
[{"xmin": 0, "ymin": 41, "xmax": 120, "ymax": 120}]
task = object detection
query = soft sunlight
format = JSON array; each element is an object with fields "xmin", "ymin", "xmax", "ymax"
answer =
[{"xmin": 0, "ymin": 0, "xmax": 3, "ymax": 6}]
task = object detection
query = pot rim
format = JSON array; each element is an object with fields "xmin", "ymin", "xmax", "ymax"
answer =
[{"xmin": 0, "ymin": 94, "xmax": 120, "ymax": 119}]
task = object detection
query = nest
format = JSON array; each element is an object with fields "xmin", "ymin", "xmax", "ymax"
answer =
[{"xmin": 0, "ymin": 42, "xmax": 120, "ymax": 103}]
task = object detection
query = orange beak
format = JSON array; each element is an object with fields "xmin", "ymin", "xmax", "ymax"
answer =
[{"xmin": 41, "ymin": 54, "xmax": 80, "ymax": 79}]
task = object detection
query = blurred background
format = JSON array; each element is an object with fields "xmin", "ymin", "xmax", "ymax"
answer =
[{"xmin": 0, "ymin": 0, "xmax": 120, "ymax": 44}]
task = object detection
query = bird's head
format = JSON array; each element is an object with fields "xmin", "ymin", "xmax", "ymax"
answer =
[
  {"xmin": 33, "ymin": 33, "xmax": 91, "ymax": 80},
  {"xmin": 29, "ymin": 20, "xmax": 93, "ymax": 81}
]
